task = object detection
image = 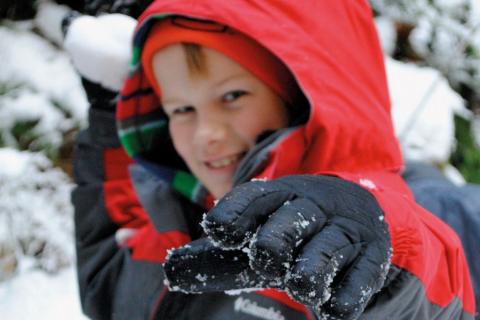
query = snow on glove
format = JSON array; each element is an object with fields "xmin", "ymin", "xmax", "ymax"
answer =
[{"xmin": 164, "ymin": 175, "xmax": 392, "ymax": 320}]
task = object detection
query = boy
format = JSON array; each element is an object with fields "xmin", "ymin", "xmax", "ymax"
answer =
[{"xmin": 71, "ymin": 1, "xmax": 475, "ymax": 319}]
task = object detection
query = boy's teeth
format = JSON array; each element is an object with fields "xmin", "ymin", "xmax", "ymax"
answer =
[{"xmin": 209, "ymin": 155, "xmax": 237, "ymax": 168}]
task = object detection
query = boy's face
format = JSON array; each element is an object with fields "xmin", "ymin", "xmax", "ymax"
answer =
[{"xmin": 152, "ymin": 44, "xmax": 289, "ymax": 198}]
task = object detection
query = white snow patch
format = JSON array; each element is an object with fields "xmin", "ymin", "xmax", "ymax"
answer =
[
  {"xmin": 0, "ymin": 149, "xmax": 74, "ymax": 275},
  {"xmin": 224, "ymin": 287, "xmax": 258, "ymax": 295},
  {"xmin": 195, "ymin": 273, "xmax": 208, "ymax": 282},
  {"xmin": 386, "ymin": 57, "xmax": 468, "ymax": 164},
  {"xmin": 375, "ymin": 16, "xmax": 397, "ymax": 56},
  {"xmin": 0, "ymin": 148, "xmax": 31, "ymax": 177},
  {"xmin": 0, "ymin": 149, "xmax": 82, "ymax": 318},
  {"xmin": 0, "ymin": 91, "xmax": 67, "ymax": 148},
  {"xmin": 34, "ymin": 1, "xmax": 72, "ymax": 46},
  {"xmin": 0, "ymin": 24, "xmax": 88, "ymax": 123},
  {"xmin": 0, "ymin": 266, "xmax": 87, "ymax": 319}
]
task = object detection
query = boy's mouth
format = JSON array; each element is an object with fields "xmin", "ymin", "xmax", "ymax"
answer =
[{"xmin": 205, "ymin": 152, "xmax": 246, "ymax": 169}]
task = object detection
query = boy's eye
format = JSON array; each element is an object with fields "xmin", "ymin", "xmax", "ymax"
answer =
[
  {"xmin": 168, "ymin": 105, "xmax": 195, "ymax": 118},
  {"xmin": 223, "ymin": 90, "xmax": 247, "ymax": 103}
]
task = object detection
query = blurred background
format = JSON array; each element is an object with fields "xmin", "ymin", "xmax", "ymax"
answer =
[{"xmin": 0, "ymin": 0, "xmax": 479, "ymax": 318}]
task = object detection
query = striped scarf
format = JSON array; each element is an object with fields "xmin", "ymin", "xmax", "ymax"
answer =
[{"xmin": 116, "ymin": 15, "xmax": 214, "ymax": 208}]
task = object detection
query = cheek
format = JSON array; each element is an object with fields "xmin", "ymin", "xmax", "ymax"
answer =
[
  {"xmin": 169, "ymin": 122, "xmax": 194, "ymax": 161},
  {"xmin": 267, "ymin": 96, "xmax": 290, "ymax": 128},
  {"xmin": 232, "ymin": 121, "xmax": 263, "ymax": 145},
  {"xmin": 234, "ymin": 102, "xmax": 288, "ymax": 143}
]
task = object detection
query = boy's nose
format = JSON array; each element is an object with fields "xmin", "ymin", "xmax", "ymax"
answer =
[{"xmin": 194, "ymin": 113, "xmax": 228, "ymax": 149}]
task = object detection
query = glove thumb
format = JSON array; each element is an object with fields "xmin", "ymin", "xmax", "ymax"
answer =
[{"xmin": 164, "ymin": 238, "xmax": 282, "ymax": 293}]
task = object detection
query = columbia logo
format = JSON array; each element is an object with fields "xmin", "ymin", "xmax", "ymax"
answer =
[{"xmin": 234, "ymin": 297, "xmax": 285, "ymax": 320}]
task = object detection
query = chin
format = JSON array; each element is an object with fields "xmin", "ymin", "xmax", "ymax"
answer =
[
  {"xmin": 207, "ymin": 183, "xmax": 232, "ymax": 200},
  {"xmin": 211, "ymin": 189, "xmax": 227, "ymax": 200}
]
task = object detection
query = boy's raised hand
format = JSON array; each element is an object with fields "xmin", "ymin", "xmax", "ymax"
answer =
[{"xmin": 164, "ymin": 175, "xmax": 392, "ymax": 320}]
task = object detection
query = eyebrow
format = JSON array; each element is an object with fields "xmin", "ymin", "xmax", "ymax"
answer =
[
  {"xmin": 161, "ymin": 72, "xmax": 250, "ymax": 106},
  {"xmin": 214, "ymin": 73, "xmax": 250, "ymax": 87},
  {"xmin": 161, "ymin": 97, "xmax": 186, "ymax": 107}
]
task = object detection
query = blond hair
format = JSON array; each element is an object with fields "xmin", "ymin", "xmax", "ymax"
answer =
[{"xmin": 182, "ymin": 43, "xmax": 207, "ymax": 75}]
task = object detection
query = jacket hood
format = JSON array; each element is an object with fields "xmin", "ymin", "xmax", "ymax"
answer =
[{"xmin": 116, "ymin": 0, "xmax": 403, "ymax": 204}]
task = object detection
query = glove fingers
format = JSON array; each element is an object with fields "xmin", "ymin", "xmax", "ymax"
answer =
[
  {"xmin": 323, "ymin": 242, "xmax": 392, "ymax": 319},
  {"xmin": 285, "ymin": 224, "xmax": 362, "ymax": 307},
  {"xmin": 164, "ymin": 238, "xmax": 273, "ymax": 293},
  {"xmin": 203, "ymin": 181, "xmax": 294, "ymax": 249},
  {"xmin": 249, "ymin": 198, "xmax": 327, "ymax": 278}
]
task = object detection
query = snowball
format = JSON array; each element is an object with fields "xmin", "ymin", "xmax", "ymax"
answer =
[{"xmin": 63, "ymin": 14, "xmax": 136, "ymax": 91}]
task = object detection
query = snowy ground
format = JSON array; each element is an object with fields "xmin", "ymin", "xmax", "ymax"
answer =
[
  {"xmin": 0, "ymin": 265, "xmax": 87, "ymax": 320},
  {"xmin": 0, "ymin": 5, "xmax": 476, "ymax": 320}
]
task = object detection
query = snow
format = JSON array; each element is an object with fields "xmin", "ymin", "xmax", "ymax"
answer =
[
  {"xmin": 0, "ymin": 90, "xmax": 66, "ymax": 148},
  {"xmin": 0, "ymin": 266, "xmax": 86, "ymax": 320},
  {"xmin": 224, "ymin": 287, "xmax": 259, "ymax": 295},
  {"xmin": 0, "ymin": 24, "xmax": 88, "ymax": 124},
  {"xmin": 0, "ymin": 149, "xmax": 74, "ymax": 272},
  {"xmin": 63, "ymin": 13, "xmax": 136, "ymax": 91},
  {"xmin": 0, "ymin": 148, "xmax": 30, "ymax": 177},
  {"xmin": 34, "ymin": 1, "xmax": 72, "ymax": 46},
  {"xmin": 374, "ymin": 16, "xmax": 397, "ymax": 56},
  {"xmin": 195, "ymin": 273, "xmax": 208, "ymax": 282},
  {"xmin": 0, "ymin": 148, "xmax": 83, "ymax": 318},
  {"xmin": 374, "ymin": 16, "xmax": 472, "ymax": 166},
  {"xmin": 372, "ymin": 0, "xmax": 480, "ymax": 95},
  {"xmin": 0, "ymin": 27, "xmax": 84, "ymax": 320},
  {"xmin": 294, "ymin": 212, "xmax": 310, "ymax": 229},
  {"xmin": 385, "ymin": 57, "xmax": 468, "ymax": 164}
]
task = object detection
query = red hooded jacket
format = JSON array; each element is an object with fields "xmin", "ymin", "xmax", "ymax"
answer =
[{"xmin": 72, "ymin": 1, "xmax": 475, "ymax": 319}]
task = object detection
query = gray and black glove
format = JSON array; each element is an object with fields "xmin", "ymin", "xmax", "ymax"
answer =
[{"xmin": 164, "ymin": 175, "xmax": 392, "ymax": 320}]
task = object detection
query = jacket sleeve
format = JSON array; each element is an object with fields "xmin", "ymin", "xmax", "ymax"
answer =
[
  {"xmin": 71, "ymin": 108, "xmax": 188, "ymax": 319},
  {"xmin": 337, "ymin": 172, "xmax": 477, "ymax": 320},
  {"xmin": 402, "ymin": 162, "xmax": 480, "ymax": 318}
]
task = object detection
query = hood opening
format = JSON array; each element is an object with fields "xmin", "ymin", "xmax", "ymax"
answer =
[{"xmin": 119, "ymin": 14, "xmax": 311, "ymax": 173}]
